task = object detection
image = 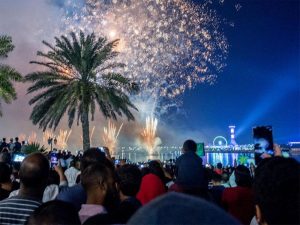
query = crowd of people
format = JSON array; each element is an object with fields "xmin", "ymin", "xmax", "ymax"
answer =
[{"xmin": 0, "ymin": 138, "xmax": 299, "ymax": 225}]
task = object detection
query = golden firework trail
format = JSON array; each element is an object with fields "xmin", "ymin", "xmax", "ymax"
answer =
[
  {"xmin": 43, "ymin": 129, "xmax": 72, "ymax": 150},
  {"xmin": 102, "ymin": 120, "xmax": 123, "ymax": 156},
  {"xmin": 80, "ymin": 126, "xmax": 95, "ymax": 146},
  {"xmin": 141, "ymin": 116, "xmax": 159, "ymax": 155}
]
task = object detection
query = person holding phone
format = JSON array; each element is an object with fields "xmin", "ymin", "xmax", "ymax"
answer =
[
  {"xmin": 253, "ymin": 126, "xmax": 274, "ymax": 165},
  {"xmin": 0, "ymin": 153, "xmax": 49, "ymax": 225}
]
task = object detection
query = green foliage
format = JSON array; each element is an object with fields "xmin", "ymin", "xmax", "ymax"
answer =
[
  {"xmin": 25, "ymin": 31, "xmax": 139, "ymax": 150},
  {"xmin": 0, "ymin": 35, "xmax": 22, "ymax": 116},
  {"xmin": 0, "ymin": 36, "xmax": 14, "ymax": 58},
  {"xmin": 23, "ymin": 142, "xmax": 47, "ymax": 155}
]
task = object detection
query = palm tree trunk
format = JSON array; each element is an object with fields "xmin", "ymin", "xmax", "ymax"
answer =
[
  {"xmin": 81, "ymin": 107, "xmax": 90, "ymax": 151},
  {"xmin": 81, "ymin": 86, "xmax": 90, "ymax": 151}
]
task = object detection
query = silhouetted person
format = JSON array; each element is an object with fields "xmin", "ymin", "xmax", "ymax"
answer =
[
  {"xmin": 79, "ymin": 163, "xmax": 115, "ymax": 223},
  {"xmin": 222, "ymin": 165, "xmax": 254, "ymax": 225},
  {"xmin": 0, "ymin": 162, "xmax": 19, "ymax": 200},
  {"xmin": 0, "ymin": 138, "xmax": 8, "ymax": 151},
  {"xmin": 170, "ymin": 140, "xmax": 207, "ymax": 198},
  {"xmin": 137, "ymin": 161, "xmax": 166, "ymax": 205},
  {"xmin": 84, "ymin": 164, "xmax": 143, "ymax": 225},
  {"xmin": 128, "ymin": 193, "xmax": 239, "ymax": 225},
  {"xmin": 209, "ymin": 172, "xmax": 225, "ymax": 207},
  {"xmin": 253, "ymin": 157, "xmax": 300, "ymax": 225},
  {"xmin": 57, "ymin": 148, "xmax": 114, "ymax": 211},
  {"xmin": 0, "ymin": 153, "xmax": 49, "ymax": 225},
  {"xmin": 14, "ymin": 137, "xmax": 22, "ymax": 152}
]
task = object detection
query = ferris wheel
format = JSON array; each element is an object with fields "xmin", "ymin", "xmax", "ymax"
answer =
[{"xmin": 213, "ymin": 136, "xmax": 228, "ymax": 147}]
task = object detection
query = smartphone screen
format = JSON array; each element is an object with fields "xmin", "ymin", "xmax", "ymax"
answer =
[
  {"xmin": 50, "ymin": 152, "xmax": 58, "ymax": 168},
  {"xmin": 253, "ymin": 126, "xmax": 274, "ymax": 165},
  {"xmin": 114, "ymin": 159, "xmax": 120, "ymax": 165},
  {"xmin": 13, "ymin": 154, "xmax": 26, "ymax": 162}
]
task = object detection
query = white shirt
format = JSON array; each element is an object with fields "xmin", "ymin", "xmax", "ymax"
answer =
[{"xmin": 64, "ymin": 167, "xmax": 80, "ymax": 187}]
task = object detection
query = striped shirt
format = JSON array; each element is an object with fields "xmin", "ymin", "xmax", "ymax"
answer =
[{"xmin": 0, "ymin": 196, "xmax": 41, "ymax": 225}]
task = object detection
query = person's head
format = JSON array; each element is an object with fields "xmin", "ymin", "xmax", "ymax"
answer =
[
  {"xmin": 74, "ymin": 158, "xmax": 80, "ymax": 170},
  {"xmin": 9, "ymin": 138, "xmax": 13, "ymax": 143},
  {"xmin": 128, "ymin": 193, "xmax": 239, "ymax": 225},
  {"xmin": 148, "ymin": 160, "xmax": 165, "ymax": 182},
  {"xmin": 26, "ymin": 200, "xmax": 80, "ymax": 225},
  {"xmin": 0, "ymin": 162, "xmax": 11, "ymax": 183},
  {"xmin": 15, "ymin": 137, "xmax": 19, "ymax": 142},
  {"xmin": 234, "ymin": 165, "xmax": 252, "ymax": 187},
  {"xmin": 182, "ymin": 140, "xmax": 197, "ymax": 153},
  {"xmin": 211, "ymin": 172, "xmax": 222, "ymax": 185},
  {"xmin": 222, "ymin": 173, "xmax": 229, "ymax": 183},
  {"xmin": 2, "ymin": 137, "xmax": 6, "ymax": 142},
  {"xmin": 216, "ymin": 162, "xmax": 223, "ymax": 169},
  {"xmin": 0, "ymin": 152, "xmax": 11, "ymax": 164},
  {"xmin": 80, "ymin": 148, "xmax": 114, "ymax": 171},
  {"xmin": 22, "ymin": 141, "xmax": 26, "ymax": 145},
  {"xmin": 19, "ymin": 153, "xmax": 49, "ymax": 198},
  {"xmin": 81, "ymin": 163, "xmax": 116, "ymax": 207},
  {"xmin": 116, "ymin": 164, "xmax": 142, "ymax": 198},
  {"xmin": 254, "ymin": 157, "xmax": 300, "ymax": 225}
]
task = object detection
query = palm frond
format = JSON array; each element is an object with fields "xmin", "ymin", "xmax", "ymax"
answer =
[
  {"xmin": 0, "ymin": 35, "xmax": 14, "ymax": 58},
  {"xmin": 26, "ymin": 31, "xmax": 139, "ymax": 149}
]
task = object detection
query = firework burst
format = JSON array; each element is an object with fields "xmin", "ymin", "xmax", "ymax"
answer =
[
  {"xmin": 42, "ymin": 129, "xmax": 72, "ymax": 150},
  {"xmin": 62, "ymin": 0, "xmax": 229, "ymax": 115},
  {"xmin": 102, "ymin": 120, "xmax": 123, "ymax": 156},
  {"xmin": 28, "ymin": 131, "xmax": 37, "ymax": 144},
  {"xmin": 56, "ymin": 129, "xmax": 72, "ymax": 150},
  {"xmin": 80, "ymin": 126, "xmax": 96, "ymax": 146},
  {"xmin": 141, "ymin": 116, "xmax": 161, "ymax": 155}
]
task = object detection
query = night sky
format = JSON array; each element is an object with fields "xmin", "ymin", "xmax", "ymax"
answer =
[
  {"xmin": 181, "ymin": 0, "xmax": 300, "ymax": 144},
  {"xmin": 0, "ymin": 0, "xmax": 299, "ymax": 147}
]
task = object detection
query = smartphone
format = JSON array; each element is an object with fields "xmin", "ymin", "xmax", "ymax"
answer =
[
  {"xmin": 253, "ymin": 126, "xmax": 274, "ymax": 165},
  {"xmin": 12, "ymin": 153, "xmax": 26, "ymax": 162},
  {"xmin": 50, "ymin": 152, "xmax": 59, "ymax": 168}
]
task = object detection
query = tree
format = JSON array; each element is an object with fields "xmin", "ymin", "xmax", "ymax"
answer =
[
  {"xmin": 0, "ymin": 35, "xmax": 22, "ymax": 116},
  {"xmin": 25, "ymin": 31, "xmax": 139, "ymax": 151}
]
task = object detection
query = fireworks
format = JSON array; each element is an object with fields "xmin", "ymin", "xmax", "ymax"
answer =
[
  {"xmin": 80, "ymin": 126, "xmax": 95, "ymax": 146},
  {"xmin": 18, "ymin": 132, "xmax": 37, "ymax": 143},
  {"xmin": 18, "ymin": 133, "xmax": 27, "ymax": 142},
  {"xmin": 56, "ymin": 129, "xmax": 72, "ymax": 150},
  {"xmin": 28, "ymin": 131, "xmax": 37, "ymax": 144},
  {"xmin": 141, "ymin": 116, "xmax": 161, "ymax": 155},
  {"xmin": 42, "ymin": 130, "xmax": 54, "ymax": 146},
  {"xmin": 102, "ymin": 120, "xmax": 123, "ymax": 156},
  {"xmin": 43, "ymin": 129, "xmax": 72, "ymax": 150},
  {"xmin": 62, "ymin": 0, "xmax": 229, "ymax": 114}
]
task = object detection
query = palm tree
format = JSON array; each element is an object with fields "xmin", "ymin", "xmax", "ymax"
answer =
[
  {"xmin": 0, "ymin": 35, "xmax": 22, "ymax": 116},
  {"xmin": 25, "ymin": 31, "xmax": 139, "ymax": 151}
]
